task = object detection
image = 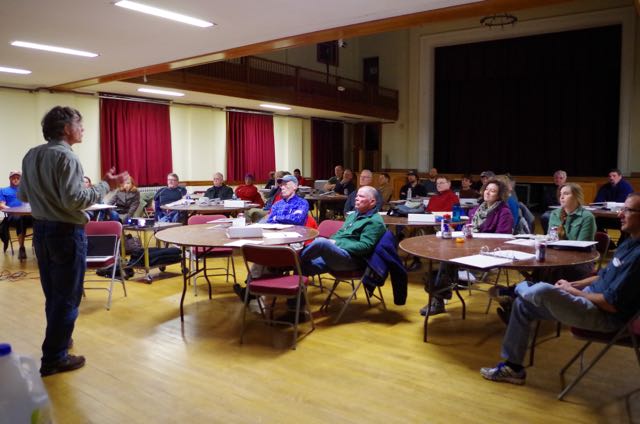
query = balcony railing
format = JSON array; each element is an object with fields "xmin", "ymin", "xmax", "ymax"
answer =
[{"xmin": 132, "ymin": 56, "xmax": 398, "ymax": 120}]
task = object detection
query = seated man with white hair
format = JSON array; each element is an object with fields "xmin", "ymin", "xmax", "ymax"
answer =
[
  {"xmin": 343, "ymin": 169, "xmax": 382, "ymax": 215},
  {"xmin": 301, "ymin": 186, "xmax": 385, "ymax": 276},
  {"xmin": 204, "ymin": 172, "xmax": 234, "ymax": 200}
]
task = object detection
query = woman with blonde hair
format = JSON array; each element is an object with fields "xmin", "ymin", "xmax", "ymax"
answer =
[
  {"xmin": 104, "ymin": 175, "xmax": 140, "ymax": 223},
  {"xmin": 548, "ymin": 182, "xmax": 595, "ymax": 241}
]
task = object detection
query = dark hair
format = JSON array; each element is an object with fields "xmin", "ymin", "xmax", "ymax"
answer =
[
  {"xmin": 481, "ymin": 178, "xmax": 509, "ymax": 202},
  {"xmin": 381, "ymin": 172, "xmax": 390, "ymax": 181},
  {"xmin": 609, "ymin": 168, "xmax": 622, "ymax": 175},
  {"xmin": 41, "ymin": 106, "xmax": 82, "ymax": 142},
  {"xmin": 462, "ymin": 174, "xmax": 472, "ymax": 181},
  {"xmin": 294, "ymin": 169, "xmax": 301, "ymax": 174},
  {"xmin": 83, "ymin": 176, "xmax": 92, "ymax": 185}
]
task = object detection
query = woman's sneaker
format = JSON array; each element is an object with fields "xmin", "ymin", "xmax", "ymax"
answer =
[{"xmin": 480, "ymin": 362, "xmax": 526, "ymax": 385}]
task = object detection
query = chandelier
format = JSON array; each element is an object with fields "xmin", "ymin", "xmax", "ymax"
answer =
[{"xmin": 480, "ymin": 13, "xmax": 517, "ymax": 29}]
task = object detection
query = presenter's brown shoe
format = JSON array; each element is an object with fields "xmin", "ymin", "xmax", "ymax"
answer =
[{"xmin": 40, "ymin": 354, "xmax": 86, "ymax": 377}]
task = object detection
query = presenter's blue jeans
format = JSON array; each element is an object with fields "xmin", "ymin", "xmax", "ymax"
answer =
[
  {"xmin": 501, "ymin": 282, "xmax": 621, "ymax": 365},
  {"xmin": 300, "ymin": 238, "xmax": 361, "ymax": 276},
  {"xmin": 33, "ymin": 220, "xmax": 87, "ymax": 364}
]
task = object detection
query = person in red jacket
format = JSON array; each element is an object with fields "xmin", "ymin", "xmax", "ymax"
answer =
[
  {"xmin": 234, "ymin": 174, "xmax": 264, "ymax": 207},
  {"xmin": 426, "ymin": 176, "xmax": 459, "ymax": 212}
]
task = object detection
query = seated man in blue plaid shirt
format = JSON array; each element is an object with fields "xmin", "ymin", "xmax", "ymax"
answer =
[
  {"xmin": 234, "ymin": 174, "xmax": 309, "ymax": 303},
  {"xmin": 265, "ymin": 175, "xmax": 309, "ymax": 225}
]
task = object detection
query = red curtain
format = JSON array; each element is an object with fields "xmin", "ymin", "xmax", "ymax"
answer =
[
  {"xmin": 311, "ymin": 119, "xmax": 343, "ymax": 179},
  {"xmin": 226, "ymin": 111, "xmax": 276, "ymax": 181},
  {"xmin": 100, "ymin": 98, "xmax": 173, "ymax": 186}
]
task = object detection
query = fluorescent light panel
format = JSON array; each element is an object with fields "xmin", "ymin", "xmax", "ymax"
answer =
[
  {"xmin": 11, "ymin": 41, "xmax": 98, "ymax": 58},
  {"xmin": 260, "ymin": 104, "xmax": 291, "ymax": 111},
  {"xmin": 115, "ymin": 1, "xmax": 214, "ymax": 28},
  {"xmin": 0, "ymin": 66, "xmax": 31, "ymax": 75},
  {"xmin": 138, "ymin": 87, "xmax": 185, "ymax": 97}
]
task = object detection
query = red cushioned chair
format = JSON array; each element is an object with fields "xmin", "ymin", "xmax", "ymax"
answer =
[
  {"xmin": 83, "ymin": 220, "xmax": 127, "ymax": 310},
  {"xmin": 558, "ymin": 309, "xmax": 640, "ymax": 400},
  {"xmin": 310, "ymin": 219, "xmax": 347, "ymax": 293},
  {"xmin": 240, "ymin": 244, "xmax": 314, "ymax": 349},
  {"xmin": 187, "ymin": 214, "xmax": 236, "ymax": 298}
]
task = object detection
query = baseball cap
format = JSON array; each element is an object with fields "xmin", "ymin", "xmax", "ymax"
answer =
[
  {"xmin": 276, "ymin": 175, "xmax": 298, "ymax": 185},
  {"xmin": 407, "ymin": 170, "xmax": 418, "ymax": 177},
  {"xmin": 9, "ymin": 170, "xmax": 21, "ymax": 178},
  {"xmin": 480, "ymin": 171, "xmax": 495, "ymax": 178},
  {"xmin": 244, "ymin": 173, "xmax": 255, "ymax": 180}
]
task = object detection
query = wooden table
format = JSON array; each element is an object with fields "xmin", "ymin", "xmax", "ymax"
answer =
[
  {"xmin": 399, "ymin": 235, "xmax": 599, "ymax": 341},
  {"xmin": 155, "ymin": 223, "xmax": 318, "ymax": 321},
  {"xmin": 304, "ymin": 194, "xmax": 347, "ymax": 222}
]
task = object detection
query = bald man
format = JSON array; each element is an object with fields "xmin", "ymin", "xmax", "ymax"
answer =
[
  {"xmin": 343, "ymin": 169, "xmax": 383, "ymax": 215},
  {"xmin": 301, "ymin": 186, "xmax": 385, "ymax": 276},
  {"xmin": 204, "ymin": 172, "xmax": 234, "ymax": 200}
]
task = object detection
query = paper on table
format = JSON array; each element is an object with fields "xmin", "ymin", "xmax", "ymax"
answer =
[
  {"xmin": 250, "ymin": 223, "xmax": 293, "ymax": 230},
  {"xmin": 223, "ymin": 239, "xmax": 264, "ymax": 247},
  {"xmin": 481, "ymin": 250, "xmax": 535, "ymax": 260},
  {"xmin": 505, "ymin": 239, "xmax": 537, "ymax": 247},
  {"xmin": 84, "ymin": 203, "xmax": 116, "ymax": 211},
  {"xmin": 450, "ymin": 254, "xmax": 513, "ymax": 269},
  {"xmin": 471, "ymin": 233, "xmax": 514, "ymax": 239},
  {"xmin": 436, "ymin": 231, "xmax": 464, "ymax": 238},
  {"xmin": 262, "ymin": 232, "xmax": 301, "ymax": 239},
  {"xmin": 207, "ymin": 218, "xmax": 235, "ymax": 223},
  {"xmin": 547, "ymin": 240, "xmax": 598, "ymax": 248}
]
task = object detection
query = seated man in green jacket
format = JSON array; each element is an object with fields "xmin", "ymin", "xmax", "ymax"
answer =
[{"xmin": 300, "ymin": 186, "xmax": 386, "ymax": 276}]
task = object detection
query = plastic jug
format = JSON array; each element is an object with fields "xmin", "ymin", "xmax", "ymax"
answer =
[{"xmin": 0, "ymin": 343, "xmax": 51, "ymax": 424}]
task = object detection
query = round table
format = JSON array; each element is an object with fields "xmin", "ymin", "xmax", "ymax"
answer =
[
  {"xmin": 400, "ymin": 235, "xmax": 598, "ymax": 270},
  {"xmin": 155, "ymin": 224, "xmax": 319, "ymax": 321},
  {"xmin": 400, "ymin": 235, "xmax": 599, "ymax": 341}
]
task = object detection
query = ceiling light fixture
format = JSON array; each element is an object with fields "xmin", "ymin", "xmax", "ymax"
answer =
[
  {"xmin": 10, "ymin": 41, "xmax": 98, "ymax": 57},
  {"xmin": 138, "ymin": 87, "xmax": 185, "ymax": 97},
  {"xmin": 259, "ymin": 104, "xmax": 291, "ymax": 111},
  {"xmin": 0, "ymin": 66, "xmax": 31, "ymax": 75},
  {"xmin": 480, "ymin": 13, "xmax": 518, "ymax": 29},
  {"xmin": 115, "ymin": 1, "xmax": 215, "ymax": 28}
]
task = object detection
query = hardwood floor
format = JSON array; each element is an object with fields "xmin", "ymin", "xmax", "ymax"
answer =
[{"xmin": 1, "ymin": 244, "xmax": 638, "ymax": 424}]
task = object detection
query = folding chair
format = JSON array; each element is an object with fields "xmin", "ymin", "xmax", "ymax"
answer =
[
  {"xmin": 558, "ymin": 309, "xmax": 640, "ymax": 400},
  {"xmin": 187, "ymin": 214, "xmax": 236, "ymax": 297},
  {"xmin": 319, "ymin": 267, "xmax": 387, "ymax": 324},
  {"xmin": 529, "ymin": 233, "xmax": 611, "ymax": 366},
  {"xmin": 240, "ymin": 244, "xmax": 315, "ymax": 349},
  {"xmin": 309, "ymin": 219, "xmax": 343, "ymax": 293},
  {"xmin": 83, "ymin": 221, "xmax": 127, "ymax": 310}
]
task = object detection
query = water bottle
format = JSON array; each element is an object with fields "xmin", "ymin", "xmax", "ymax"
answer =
[
  {"xmin": 452, "ymin": 204, "xmax": 462, "ymax": 222},
  {"xmin": 441, "ymin": 219, "xmax": 452, "ymax": 239},
  {"xmin": 407, "ymin": 187, "xmax": 412, "ymax": 200},
  {"xmin": 232, "ymin": 193, "xmax": 237, "ymax": 200},
  {"xmin": 548, "ymin": 226, "xmax": 559, "ymax": 242},
  {"xmin": 0, "ymin": 343, "xmax": 52, "ymax": 424}
]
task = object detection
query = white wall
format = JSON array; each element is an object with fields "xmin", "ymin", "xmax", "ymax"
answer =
[
  {"xmin": 170, "ymin": 105, "xmax": 227, "ymax": 181},
  {"xmin": 0, "ymin": 89, "xmax": 101, "ymax": 182},
  {"xmin": 273, "ymin": 115, "xmax": 307, "ymax": 176}
]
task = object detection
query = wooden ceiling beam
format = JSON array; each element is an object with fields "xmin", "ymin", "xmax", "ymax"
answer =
[{"xmin": 52, "ymin": 0, "xmax": 572, "ymax": 91}]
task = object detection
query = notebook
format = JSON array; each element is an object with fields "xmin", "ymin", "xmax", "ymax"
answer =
[{"xmin": 86, "ymin": 235, "xmax": 117, "ymax": 263}]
